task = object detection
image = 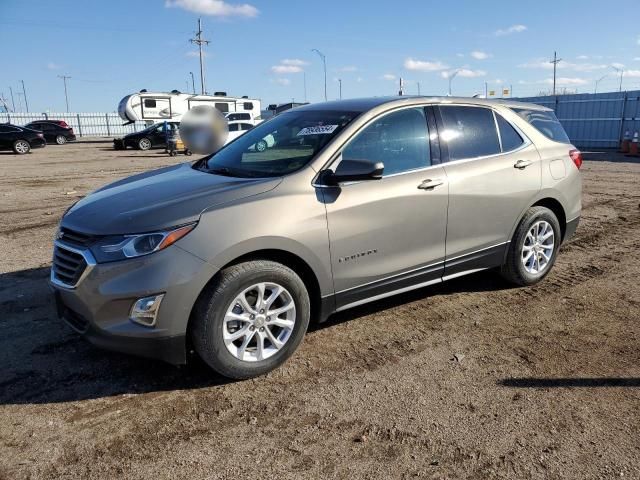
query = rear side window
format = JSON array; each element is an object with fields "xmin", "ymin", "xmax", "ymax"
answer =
[
  {"xmin": 144, "ymin": 99, "xmax": 156, "ymax": 108},
  {"xmin": 215, "ymin": 103, "xmax": 230, "ymax": 113},
  {"xmin": 439, "ymin": 106, "xmax": 501, "ymax": 160},
  {"xmin": 496, "ymin": 114, "xmax": 524, "ymax": 152},
  {"xmin": 229, "ymin": 123, "xmax": 239, "ymax": 132},
  {"xmin": 512, "ymin": 108, "xmax": 570, "ymax": 143},
  {"xmin": 343, "ymin": 107, "xmax": 430, "ymax": 176},
  {"xmin": 243, "ymin": 102, "xmax": 253, "ymax": 110}
]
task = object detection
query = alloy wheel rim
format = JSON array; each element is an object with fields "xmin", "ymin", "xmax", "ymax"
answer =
[
  {"xmin": 223, "ymin": 282, "xmax": 296, "ymax": 362},
  {"xmin": 15, "ymin": 141, "xmax": 28, "ymax": 153},
  {"xmin": 521, "ymin": 220, "xmax": 555, "ymax": 274},
  {"xmin": 56, "ymin": 136, "xmax": 66, "ymax": 144},
  {"xmin": 140, "ymin": 139, "xmax": 151, "ymax": 149}
]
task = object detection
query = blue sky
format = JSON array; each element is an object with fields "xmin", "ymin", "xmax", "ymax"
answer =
[{"xmin": 2, "ymin": 0, "xmax": 640, "ymax": 112}]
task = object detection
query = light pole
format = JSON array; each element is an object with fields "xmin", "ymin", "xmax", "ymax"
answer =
[
  {"xmin": 612, "ymin": 66, "xmax": 624, "ymax": 92},
  {"xmin": 58, "ymin": 75, "xmax": 71, "ymax": 112},
  {"xmin": 338, "ymin": 78, "xmax": 342, "ymax": 99},
  {"xmin": 447, "ymin": 69, "xmax": 460, "ymax": 96},
  {"xmin": 311, "ymin": 49, "xmax": 327, "ymax": 101},
  {"xmin": 21, "ymin": 79, "xmax": 29, "ymax": 112},
  {"xmin": 189, "ymin": 72, "xmax": 196, "ymax": 94},
  {"xmin": 417, "ymin": 81, "xmax": 421, "ymax": 95},
  {"xmin": 594, "ymin": 74, "xmax": 608, "ymax": 94}
]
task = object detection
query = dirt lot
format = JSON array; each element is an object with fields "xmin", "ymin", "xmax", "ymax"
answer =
[{"xmin": 0, "ymin": 140, "xmax": 638, "ymax": 479}]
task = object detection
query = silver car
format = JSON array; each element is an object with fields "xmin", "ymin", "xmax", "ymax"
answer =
[{"xmin": 50, "ymin": 97, "xmax": 582, "ymax": 379}]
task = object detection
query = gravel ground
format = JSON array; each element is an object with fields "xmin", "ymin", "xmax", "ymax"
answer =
[{"xmin": 0, "ymin": 140, "xmax": 638, "ymax": 479}]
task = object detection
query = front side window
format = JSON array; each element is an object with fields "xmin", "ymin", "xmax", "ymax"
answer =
[
  {"xmin": 342, "ymin": 107, "xmax": 430, "ymax": 176},
  {"xmin": 228, "ymin": 123, "xmax": 239, "ymax": 132},
  {"xmin": 202, "ymin": 109, "xmax": 358, "ymax": 178},
  {"xmin": 144, "ymin": 99, "xmax": 156, "ymax": 108},
  {"xmin": 439, "ymin": 106, "xmax": 501, "ymax": 160},
  {"xmin": 496, "ymin": 114, "xmax": 524, "ymax": 152},
  {"xmin": 215, "ymin": 102, "xmax": 230, "ymax": 113}
]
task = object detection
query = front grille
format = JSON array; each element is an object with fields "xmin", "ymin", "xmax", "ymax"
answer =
[
  {"xmin": 59, "ymin": 227, "xmax": 99, "ymax": 248},
  {"xmin": 52, "ymin": 245, "xmax": 88, "ymax": 287}
]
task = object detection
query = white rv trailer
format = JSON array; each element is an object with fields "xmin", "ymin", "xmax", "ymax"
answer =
[{"xmin": 118, "ymin": 90, "xmax": 261, "ymax": 125}]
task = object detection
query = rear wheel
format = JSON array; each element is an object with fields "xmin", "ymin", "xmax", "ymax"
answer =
[
  {"xmin": 55, "ymin": 135, "xmax": 67, "ymax": 145},
  {"xmin": 501, "ymin": 206, "xmax": 561, "ymax": 286},
  {"xmin": 192, "ymin": 260, "xmax": 310, "ymax": 379},
  {"xmin": 13, "ymin": 140, "xmax": 30, "ymax": 154},
  {"xmin": 256, "ymin": 140, "xmax": 268, "ymax": 152},
  {"xmin": 138, "ymin": 138, "xmax": 152, "ymax": 150}
]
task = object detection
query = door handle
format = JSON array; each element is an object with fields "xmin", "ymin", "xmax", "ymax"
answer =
[
  {"xmin": 417, "ymin": 178, "xmax": 444, "ymax": 190},
  {"xmin": 514, "ymin": 159, "xmax": 532, "ymax": 169}
]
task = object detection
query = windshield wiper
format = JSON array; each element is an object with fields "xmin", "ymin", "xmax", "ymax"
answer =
[{"xmin": 207, "ymin": 167, "xmax": 236, "ymax": 177}]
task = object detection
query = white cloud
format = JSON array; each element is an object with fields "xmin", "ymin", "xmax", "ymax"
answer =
[
  {"xmin": 470, "ymin": 51, "xmax": 491, "ymax": 60},
  {"xmin": 271, "ymin": 65, "xmax": 303, "ymax": 74},
  {"xmin": 338, "ymin": 65, "xmax": 358, "ymax": 72},
  {"xmin": 519, "ymin": 58, "xmax": 608, "ymax": 72},
  {"xmin": 611, "ymin": 62, "xmax": 625, "ymax": 69},
  {"xmin": 273, "ymin": 78, "xmax": 291, "ymax": 86},
  {"xmin": 624, "ymin": 70, "xmax": 640, "ymax": 78},
  {"xmin": 577, "ymin": 55, "xmax": 589, "ymax": 60},
  {"xmin": 494, "ymin": 24, "xmax": 527, "ymax": 36},
  {"xmin": 165, "ymin": 0, "xmax": 258, "ymax": 18},
  {"xmin": 441, "ymin": 68, "xmax": 487, "ymax": 79},
  {"xmin": 634, "ymin": 57, "xmax": 640, "ymax": 61},
  {"xmin": 382, "ymin": 74, "xmax": 396, "ymax": 81},
  {"xmin": 540, "ymin": 77, "xmax": 588, "ymax": 86},
  {"xmin": 404, "ymin": 58, "xmax": 449, "ymax": 72},
  {"xmin": 47, "ymin": 62, "xmax": 61, "ymax": 70},
  {"xmin": 281, "ymin": 58, "xmax": 308, "ymax": 67}
]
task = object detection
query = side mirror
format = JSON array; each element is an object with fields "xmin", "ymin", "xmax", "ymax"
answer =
[{"xmin": 324, "ymin": 158, "xmax": 384, "ymax": 185}]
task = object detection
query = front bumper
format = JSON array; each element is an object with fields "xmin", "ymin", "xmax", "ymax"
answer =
[{"xmin": 49, "ymin": 242, "xmax": 218, "ymax": 365}]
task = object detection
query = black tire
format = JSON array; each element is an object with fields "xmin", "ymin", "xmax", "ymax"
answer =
[
  {"xmin": 169, "ymin": 150, "xmax": 177, "ymax": 157},
  {"xmin": 138, "ymin": 137, "xmax": 152, "ymax": 150},
  {"xmin": 256, "ymin": 140, "xmax": 268, "ymax": 152},
  {"xmin": 192, "ymin": 260, "xmax": 310, "ymax": 379},
  {"xmin": 55, "ymin": 135, "xmax": 67, "ymax": 145},
  {"xmin": 501, "ymin": 206, "xmax": 561, "ymax": 286},
  {"xmin": 13, "ymin": 139, "xmax": 30, "ymax": 154}
]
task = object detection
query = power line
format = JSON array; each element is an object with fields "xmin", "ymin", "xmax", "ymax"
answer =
[{"xmin": 189, "ymin": 18, "xmax": 210, "ymax": 95}]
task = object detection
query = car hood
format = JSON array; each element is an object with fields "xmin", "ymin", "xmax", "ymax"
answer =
[{"xmin": 61, "ymin": 162, "xmax": 282, "ymax": 235}]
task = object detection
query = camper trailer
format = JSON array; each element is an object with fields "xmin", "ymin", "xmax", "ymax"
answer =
[{"xmin": 118, "ymin": 90, "xmax": 261, "ymax": 125}]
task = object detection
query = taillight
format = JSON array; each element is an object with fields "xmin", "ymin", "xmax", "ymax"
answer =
[{"xmin": 569, "ymin": 149, "xmax": 583, "ymax": 169}]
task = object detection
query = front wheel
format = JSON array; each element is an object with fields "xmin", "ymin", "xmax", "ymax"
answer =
[
  {"xmin": 138, "ymin": 138, "xmax": 152, "ymax": 150},
  {"xmin": 192, "ymin": 260, "xmax": 310, "ymax": 379},
  {"xmin": 55, "ymin": 135, "xmax": 67, "ymax": 145},
  {"xmin": 13, "ymin": 140, "xmax": 30, "ymax": 154},
  {"xmin": 501, "ymin": 206, "xmax": 561, "ymax": 286},
  {"xmin": 256, "ymin": 140, "xmax": 268, "ymax": 152}
]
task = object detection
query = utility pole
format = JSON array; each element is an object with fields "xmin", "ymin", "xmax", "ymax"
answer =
[
  {"xmin": 189, "ymin": 72, "xmax": 196, "ymax": 94},
  {"xmin": 338, "ymin": 78, "xmax": 342, "ymax": 99},
  {"xmin": 9, "ymin": 86, "xmax": 15, "ymax": 111},
  {"xmin": 311, "ymin": 49, "xmax": 327, "ymax": 101},
  {"xmin": 189, "ymin": 18, "xmax": 210, "ymax": 95},
  {"xmin": 417, "ymin": 81, "xmax": 421, "ymax": 95},
  {"xmin": 303, "ymin": 72, "xmax": 307, "ymax": 102},
  {"xmin": 21, "ymin": 80, "xmax": 29, "ymax": 112},
  {"xmin": 398, "ymin": 77, "xmax": 404, "ymax": 96},
  {"xmin": 58, "ymin": 75, "xmax": 71, "ymax": 112},
  {"xmin": 550, "ymin": 51, "xmax": 562, "ymax": 96},
  {"xmin": 484, "ymin": 82, "xmax": 488, "ymax": 98}
]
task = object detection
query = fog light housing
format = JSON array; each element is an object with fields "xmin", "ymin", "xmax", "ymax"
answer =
[{"xmin": 129, "ymin": 294, "xmax": 165, "ymax": 327}]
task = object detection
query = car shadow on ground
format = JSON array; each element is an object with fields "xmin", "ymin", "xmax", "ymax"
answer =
[{"xmin": 0, "ymin": 267, "xmax": 564, "ymax": 406}]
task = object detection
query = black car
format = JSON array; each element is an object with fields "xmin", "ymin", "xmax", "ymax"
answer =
[
  {"xmin": 25, "ymin": 120, "xmax": 76, "ymax": 145},
  {"xmin": 113, "ymin": 122, "xmax": 179, "ymax": 150},
  {"xmin": 0, "ymin": 123, "xmax": 46, "ymax": 154}
]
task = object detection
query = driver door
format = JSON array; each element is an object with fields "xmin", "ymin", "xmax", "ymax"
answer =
[{"xmin": 321, "ymin": 107, "xmax": 449, "ymax": 310}]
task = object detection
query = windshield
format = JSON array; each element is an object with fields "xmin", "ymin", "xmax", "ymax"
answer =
[{"xmin": 200, "ymin": 110, "xmax": 359, "ymax": 178}]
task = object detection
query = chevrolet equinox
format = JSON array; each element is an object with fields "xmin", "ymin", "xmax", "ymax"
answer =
[{"xmin": 50, "ymin": 97, "xmax": 582, "ymax": 379}]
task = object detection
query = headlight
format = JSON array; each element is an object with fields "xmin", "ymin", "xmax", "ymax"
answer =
[{"xmin": 90, "ymin": 223, "xmax": 196, "ymax": 263}]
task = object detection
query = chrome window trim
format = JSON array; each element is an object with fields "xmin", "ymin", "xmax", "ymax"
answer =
[{"xmin": 50, "ymin": 240, "xmax": 97, "ymax": 290}]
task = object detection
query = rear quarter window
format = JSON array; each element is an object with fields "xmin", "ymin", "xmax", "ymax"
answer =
[{"xmin": 512, "ymin": 108, "xmax": 570, "ymax": 144}]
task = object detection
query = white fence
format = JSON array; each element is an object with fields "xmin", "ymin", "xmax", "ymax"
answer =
[{"xmin": 0, "ymin": 112, "xmax": 148, "ymax": 137}]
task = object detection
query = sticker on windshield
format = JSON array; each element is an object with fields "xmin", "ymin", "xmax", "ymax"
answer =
[{"xmin": 297, "ymin": 125, "xmax": 339, "ymax": 136}]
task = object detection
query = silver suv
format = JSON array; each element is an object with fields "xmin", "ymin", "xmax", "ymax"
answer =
[{"xmin": 50, "ymin": 97, "xmax": 582, "ymax": 379}]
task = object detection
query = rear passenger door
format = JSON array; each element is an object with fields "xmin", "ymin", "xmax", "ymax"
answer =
[{"xmin": 436, "ymin": 105, "xmax": 541, "ymax": 277}]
